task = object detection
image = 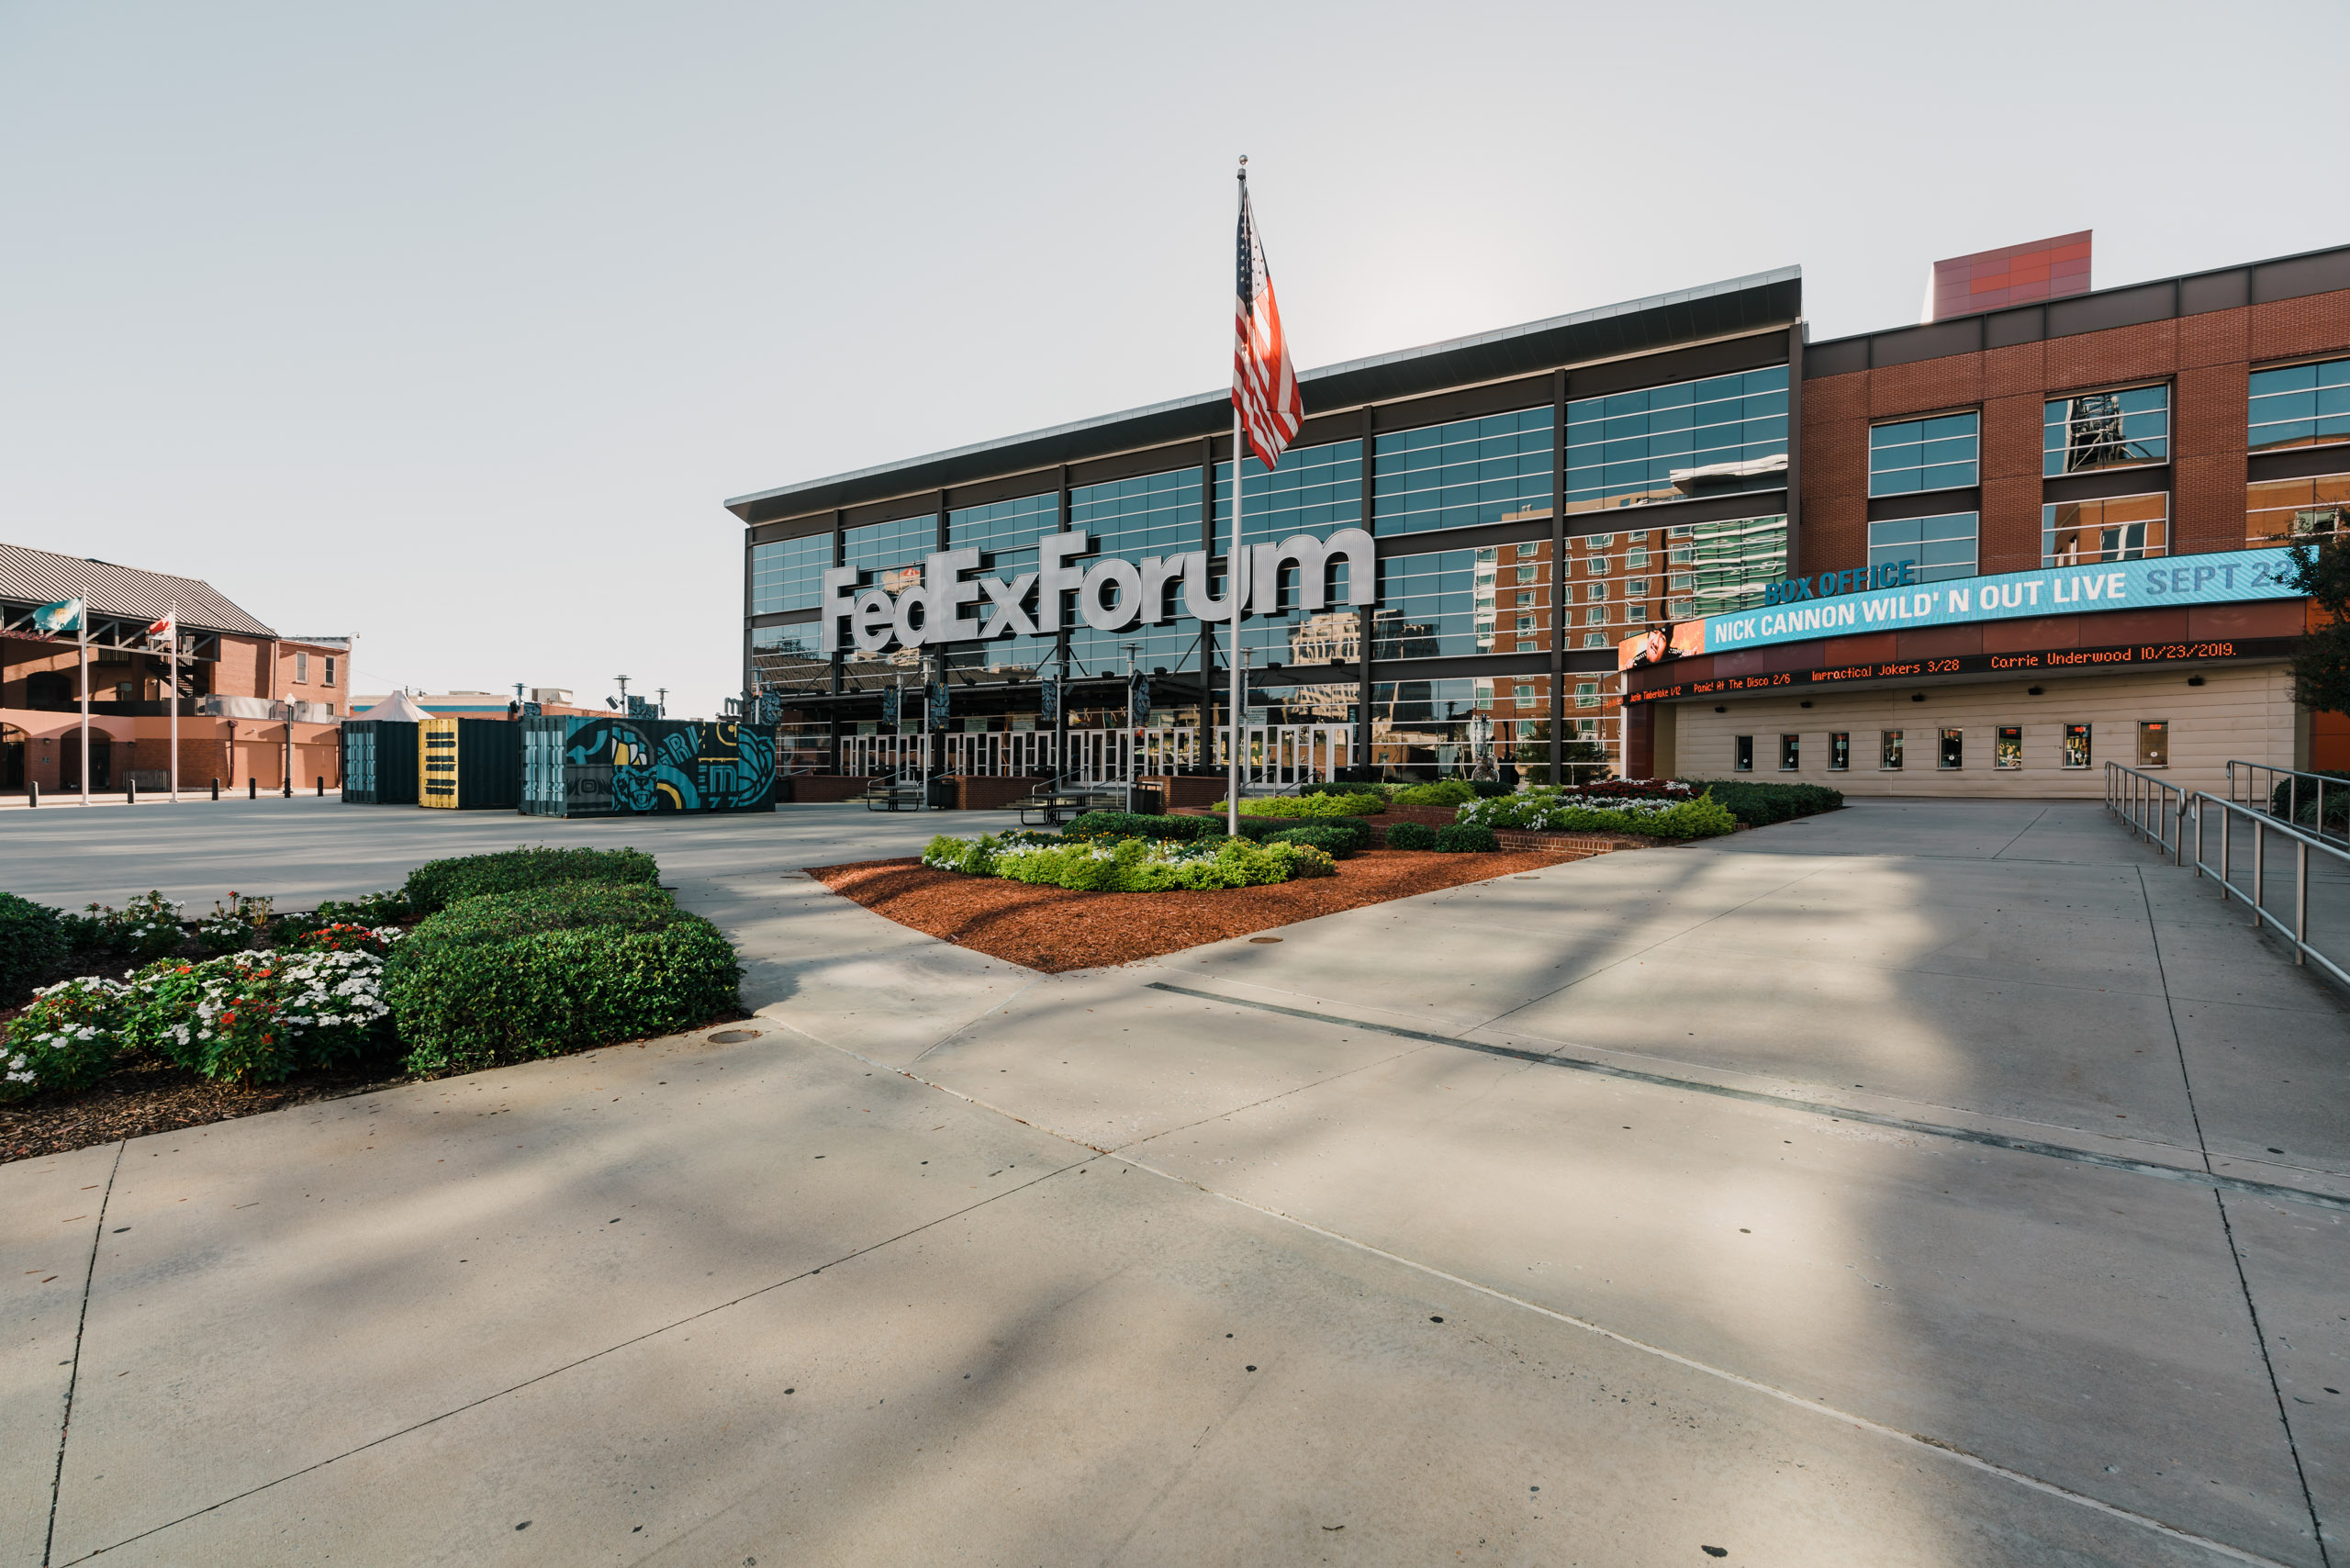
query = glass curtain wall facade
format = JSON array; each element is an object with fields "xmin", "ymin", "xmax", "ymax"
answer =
[
  {"xmin": 1566, "ymin": 367, "xmax": 1788, "ymax": 513},
  {"xmin": 946, "ymin": 491, "xmax": 1058, "ymax": 678},
  {"xmin": 1072, "ymin": 468, "xmax": 1205, "ymax": 677},
  {"xmin": 745, "ymin": 353, "xmax": 1797, "ymax": 782},
  {"xmin": 750, "ymin": 532, "xmax": 832, "ymax": 615}
]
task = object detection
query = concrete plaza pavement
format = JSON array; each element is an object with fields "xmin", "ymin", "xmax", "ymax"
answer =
[{"xmin": 5, "ymin": 796, "xmax": 2348, "ymax": 1565}]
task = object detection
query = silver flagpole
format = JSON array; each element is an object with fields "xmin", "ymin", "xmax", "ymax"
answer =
[
  {"xmin": 168, "ymin": 600, "xmax": 179, "ymax": 802},
  {"xmin": 77, "ymin": 610, "xmax": 90, "ymax": 806},
  {"xmin": 1227, "ymin": 157, "xmax": 1249, "ymax": 838},
  {"xmin": 1228, "ymin": 406, "xmax": 1247, "ymax": 836}
]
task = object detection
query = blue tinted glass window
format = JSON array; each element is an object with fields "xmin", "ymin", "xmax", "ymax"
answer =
[
  {"xmin": 1867, "ymin": 512, "xmax": 1976, "ymax": 583},
  {"xmin": 1373, "ymin": 409, "xmax": 1552, "ymax": 536},
  {"xmin": 749, "ymin": 530, "xmax": 833, "ymax": 615},
  {"xmin": 1064, "ymin": 469, "xmax": 1206, "ymax": 676},
  {"xmin": 2044, "ymin": 385, "xmax": 2168, "ymax": 476},
  {"xmin": 2248, "ymin": 356, "xmax": 2350, "ymax": 453},
  {"xmin": 843, "ymin": 513, "xmax": 936, "ymax": 588},
  {"xmin": 1075, "ymin": 466, "xmax": 1203, "ymax": 558},
  {"xmin": 1369, "ymin": 547, "xmax": 1502, "ymax": 660},
  {"xmin": 1215, "ymin": 439, "xmax": 1362, "ymax": 552},
  {"xmin": 1566, "ymin": 367, "xmax": 1786, "ymax": 512},
  {"xmin": 946, "ymin": 492, "xmax": 1057, "ymax": 676},
  {"xmin": 1868, "ymin": 411, "xmax": 1979, "ymax": 497}
]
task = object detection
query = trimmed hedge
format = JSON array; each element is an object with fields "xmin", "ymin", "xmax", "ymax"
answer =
[
  {"xmin": 1063, "ymin": 811, "xmax": 1281, "ymax": 843},
  {"xmin": 1263, "ymin": 823, "xmax": 1365, "ymax": 858},
  {"xmin": 1235, "ymin": 791, "xmax": 1385, "ymax": 818},
  {"xmin": 1384, "ymin": 821, "xmax": 1438, "ymax": 850},
  {"xmin": 1684, "ymin": 780, "xmax": 1844, "ymax": 826},
  {"xmin": 1392, "ymin": 779, "xmax": 1476, "ymax": 809},
  {"xmin": 0, "ymin": 893, "xmax": 67, "ymax": 1006},
  {"xmin": 386, "ymin": 884, "xmax": 740, "ymax": 1077},
  {"xmin": 1434, "ymin": 823, "xmax": 1500, "ymax": 853},
  {"xmin": 1300, "ymin": 779, "xmax": 1386, "ymax": 799},
  {"xmin": 401, "ymin": 846, "xmax": 659, "ymax": 915},
  {"xmin": 1460, "ymin": 791, "xmax": 1738, "ymax": 841}
]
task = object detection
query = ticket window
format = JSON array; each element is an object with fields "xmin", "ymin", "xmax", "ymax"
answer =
[
  {"xmin": 1996, "ymin": 727, "xmax": 2022, "ymax": 769},
  {"xmin": 1880, "ymin": 730, "xmax": 1904, "ymax": 770},
  {"xmin": 1829, "ymin": 732, "xmax": 1850, "ymax": 771},
  {"xmin": 1778, "ymin": 734, "xmax": 1799, "ymax": 771},
  {"xmin": 1734, "ymin": 734, "xmax": 1754, "ymax": 773},
  {"xmin": 1939, "ymin": 728, "xmax": 1964, "ymax": 770},
  {"xmin": 2137, "ymin": 721, "xmax": 2169, "ymax": 768},
  {"xmin": 2063, "ymin": 724, "xmax": 2092, "ymax": 768}
]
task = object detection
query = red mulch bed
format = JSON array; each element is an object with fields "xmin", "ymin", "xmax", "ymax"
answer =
[{"xmin": 809, "ymin": 848, "xmax": 1580, "ymax": 972}]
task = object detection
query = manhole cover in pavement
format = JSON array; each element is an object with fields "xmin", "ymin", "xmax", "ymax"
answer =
[
  {"xmin": 708, "ymin": 1029, "xmax": 762, "ymax": 1044},
  {"xmin": 1248, "ymin": 936, "xmax": 1283, "ymax": 944}
]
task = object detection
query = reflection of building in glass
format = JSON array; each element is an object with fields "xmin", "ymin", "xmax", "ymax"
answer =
[{"xmin": 1367, "ymin": 676, "xmax": 1550, "ymax": 779}]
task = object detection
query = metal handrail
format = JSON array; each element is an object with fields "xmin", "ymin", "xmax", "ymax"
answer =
[
  {"xmin": 2104, "ymin": 761, "xmax": 2189, "ymax": 865},
  {"xmin": 2191, "ymin": 790, "xmax": 2350, "ymax": 986},
  {"xmin": 2226, "ymin": 759, "xmax": 2349, "ymax": 844}
]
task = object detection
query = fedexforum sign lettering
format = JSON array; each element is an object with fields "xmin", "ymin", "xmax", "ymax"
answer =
[
  {"xmin": 1704, "ymin": 547, "xmax": 2303, "ymax": 657},
  {"xmin": 818, "ymin": 527, "xmax": 1378, "ymax": 654}
]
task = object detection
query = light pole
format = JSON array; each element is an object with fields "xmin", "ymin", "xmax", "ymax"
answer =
[{"xmin": 615, "ymin": 676, "xmax": 631, "ymax": 716}]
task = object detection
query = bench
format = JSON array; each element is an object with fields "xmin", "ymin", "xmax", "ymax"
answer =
[
  {"xmin": 860, "ymin": 778, "xmax": 928, "ymax": 812},
  {"xmin": 1006, "ymin": 788, "xmax": 1128, "ymax": 827}
]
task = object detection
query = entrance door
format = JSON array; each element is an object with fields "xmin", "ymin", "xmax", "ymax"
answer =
[
  {"xmin": 60, "ymin": 735, "xmax": 112, "ymax": 791},
  {"xmin": 0, "ymin": 725, "xmax": 23, "ymax": 790}
]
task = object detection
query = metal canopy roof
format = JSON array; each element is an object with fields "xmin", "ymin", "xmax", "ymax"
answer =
[
  {"xmin": 725, "ymin": 266, "xmax": 1802, "ymax": 526},
  {"xmin": 0, "ymin": 541, "xmax": 277, "ymax": 638}
]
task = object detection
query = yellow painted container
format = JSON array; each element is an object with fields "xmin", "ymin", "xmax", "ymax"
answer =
[
  {"xmin": 416, "ymin": 716, "xmax": 522, "ymax": 809},
  {"xmin": 420, "ymin": 718, "xmax": 458, "ymax": 807}
]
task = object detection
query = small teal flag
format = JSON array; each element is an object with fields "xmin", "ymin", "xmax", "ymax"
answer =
[{"xmin": 32, "ymin": 598, "xmax": 84, "ymax": 634}]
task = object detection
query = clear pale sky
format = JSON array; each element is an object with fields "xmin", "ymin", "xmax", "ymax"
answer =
[{"xmin": 5, "ymin": 1, "xmax": 2344, "ymax": 714}]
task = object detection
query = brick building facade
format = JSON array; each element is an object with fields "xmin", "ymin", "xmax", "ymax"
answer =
[{"xmin": 1, "ymin": 543, "xmax": 349, "ymax": 798}]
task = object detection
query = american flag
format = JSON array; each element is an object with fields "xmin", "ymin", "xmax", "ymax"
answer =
[{"xmin": 1232, "ymin": 184, "xmax": 1303, "ymax": 470}]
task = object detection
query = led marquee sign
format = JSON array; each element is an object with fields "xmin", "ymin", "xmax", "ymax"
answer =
[
  {"xmin": 817, "ymin": 527, "xmax": 1379, "ymax": 655},
  {"xmin": 1700, "ymin": 548, "xmax": 2302, "ymax": 658}
]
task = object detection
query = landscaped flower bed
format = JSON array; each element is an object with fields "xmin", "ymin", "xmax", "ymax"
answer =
[
  {"xmin": 1, "ymin": 846, "xmax": 744, "ymax": 1159},
  {"xmin": 923, "ymin": 830, "xmax": 1335, "ymax": 890},
  {"xmin": 1458, "ymin": 784, "xmax": 1739, "ymax": 841}
]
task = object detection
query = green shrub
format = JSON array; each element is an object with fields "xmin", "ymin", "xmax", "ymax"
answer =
[
  {"xmin": 392, "ymin": 882, "xmax": 679, "ymax": 969},
  {"xmin": 313, "ymin": 889, "xmax": 411, "ymax": 925},
  {"xmin": 1, "ymin": 977, "xmax": 129, "ymax": 1100},
  {"xmin": 1264, "ymin": 823, "xmax": 1364, "ymax": 858},
  {"xmin": 386, "ymin": 886, "xmax": 740, "ymax": 1077},
  {"xmin": 969, "ymin": 834, "xmax": 1331, "ymax": 891},
  {"xmin": 1384, "ymin": 821, "xmax": 1438, "ymax": 850},
  {"xmin": 59, "ymin": 891, "xmax": 185, "ymax": 960},
  {"xmin": 1684, "ymin": 780, "xmax": 1843, "ymax": 827},
  {"xmin": 1063, "ymin": 811, "xmax": 1280, "ymax": 843},
  {"xmin": 1234, "ymin": 791, "xmax": 1384, "ymax": 819},
  {"xmin": 402, "ymin": 846, "xmax": 659, "ymax": 914},
  {"xmin": 1391, "ymin": 779, "xmax": 1475, "ymax": 809},
  {"xmin": 1469, "ymin": 778, "xmax": 1516, "ymax": 799},
  {"xmin": 1300, "ymin": 780, "xmax": 1385, "ymax": 799},
  {"xmin": 1435, "ymin": 823, "xmax": 1500, "ymax": 853},
  {"xmin": 0, "ymin": 893, "xmax": 67, "ymax": 1006}
]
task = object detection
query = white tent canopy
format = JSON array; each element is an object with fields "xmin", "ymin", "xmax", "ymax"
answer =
[{"xmin": 351, "ymin": 692, "xmax": 431, "ymax": 723}]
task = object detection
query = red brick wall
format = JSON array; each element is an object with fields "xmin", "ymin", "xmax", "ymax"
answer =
[{"xmin": 1800, "ymin": 289, "xmax": 2350, "ymax": 577}]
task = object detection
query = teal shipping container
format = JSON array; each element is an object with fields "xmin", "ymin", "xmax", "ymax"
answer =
[
  {"xmin": 520, "ymin": 715, "xmax": 774, "ymax": 817},
  {"xmin": 341, "ymin": 721, "xmax": 420, "ymax": 805}
]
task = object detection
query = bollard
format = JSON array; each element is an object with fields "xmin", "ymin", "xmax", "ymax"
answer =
[
  {"xmin": 27, "ymin": 780, "xmax": 37, "ymax": 807},
  {"xmin": 128, "ymin": 777, "xmax": 138, "ymax": 804},
  {"xmin": 316, "ymin": 776, "xmax": 325, "ymax": 797},
  {"xmin": 210, "ymin": 778, "xmax": 219, "ymax": 801},
  {"xmin": 248, "ymin": 778, "xmax": 257, "ymax": 801}
]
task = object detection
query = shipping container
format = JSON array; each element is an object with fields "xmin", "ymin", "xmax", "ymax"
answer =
[
  {"xmin": 341, "ymin": 720, "xmax": 419, "ymax": 805},
  {"xmin": 518, "ymin": 715, "xmax": 774, "ymax": 817},
  {"xmin": 419, "ymin": 717, "xmax": 522, "ymax": 810}
]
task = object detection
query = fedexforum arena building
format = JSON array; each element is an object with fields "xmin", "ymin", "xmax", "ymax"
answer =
[{"xmin": 728, "ymin": 234, "xmax": 2348, "ymax": 799}]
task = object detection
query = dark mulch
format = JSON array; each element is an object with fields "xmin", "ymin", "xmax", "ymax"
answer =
[
  {"xmin": 809, "ymin": 847, "xmax": 1582, "ymax": 973},
  {"xmin": 0, "ymin": 1053, "xmax": 415, "ymax": 1164}
]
